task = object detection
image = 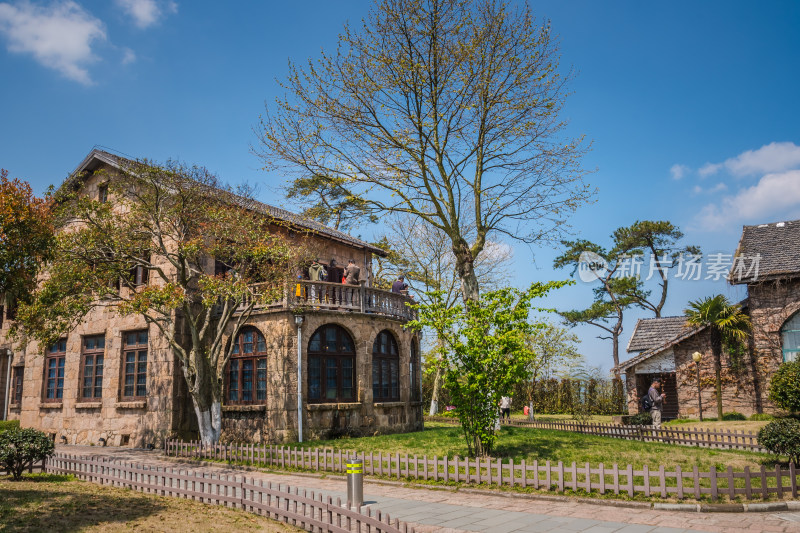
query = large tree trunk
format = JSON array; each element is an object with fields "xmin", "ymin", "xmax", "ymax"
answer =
[
  {"xmin": 710, "ymin": 328, "xmax": 724, "ymax": 419},
  {"xmin": 184, "ymin": 350, "xmax": 223, "ymax": 444},
  {"xmin": 429, "ymin": 363, "xmax": 443, "ymax": 416},
  {"xmin": 453, "ymin": 243, "xmax": 480, "ymax": 303}
]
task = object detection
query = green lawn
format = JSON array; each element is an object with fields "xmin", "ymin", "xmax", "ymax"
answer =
[{"xmin": 287, "ymin": 422, "xmax": 778, "ymax": 472}]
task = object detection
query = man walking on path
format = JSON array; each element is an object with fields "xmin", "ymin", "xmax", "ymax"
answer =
[{"xmin": 648, "ymin": 378, "xmax": 666, "ymax": 429}]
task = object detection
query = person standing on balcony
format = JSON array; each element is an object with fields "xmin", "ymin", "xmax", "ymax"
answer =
[
  {"xmin": 392, "ymin": 275, "xmax": 409, "ymax": 295},
  {"xmin": 344, "ymin": 259, "xmax": 360, "ymax": 285},
  {"xmin": 343, "ymin": 259, "xmax": 361, "ymax": 307},
  {"xmin": 308, "ymin": 259, "xmax": 327, "ymax": 303}
]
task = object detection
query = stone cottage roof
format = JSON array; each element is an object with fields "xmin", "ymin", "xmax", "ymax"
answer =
[
  {"xmin": 626, "ymin": 316, "xmax": 693, "ymax": 353},
  {"xmin": 729, "ymin": 219, "xmax": 800, "ymax": 284},
  {"xmin": 64, "ymin": 149, "xmax": 387, "ymax": 256},
  {"xmin": 618, "ymin": 322, "xmax": 706, "ymax": 372}
]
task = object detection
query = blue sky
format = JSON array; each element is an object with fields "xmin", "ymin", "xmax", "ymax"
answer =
[{"xmin": 1, "ymin": 1, "xmax": 799, "ymax": 372}]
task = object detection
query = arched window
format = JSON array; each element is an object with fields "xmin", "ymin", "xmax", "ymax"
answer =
[
  {"xmin": 372, "ymin": 330, "xmax": 399, "ymax": 402},
  {"xmin": 410, "ymin": 338, "xmax": 420, "ymax": 401},
  {"xmin": 226, "ymin": 327, "xmax": 267, "ymax": 405},
  {"xmin": 782, "ymin": 312, "xmax": 800, "ymax": 363},
  {"xmin": 308, "ymin": 325, "xmax": 355, "ymax": 403}
]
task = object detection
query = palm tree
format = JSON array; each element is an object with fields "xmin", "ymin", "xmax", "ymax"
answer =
[{"xmin": 684, "ymin": 295, "xmax": 750, "ymax": 419}]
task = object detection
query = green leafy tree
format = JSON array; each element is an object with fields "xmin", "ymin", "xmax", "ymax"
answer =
[
  {"xmin": 15, "ymin": 159, "xmax": 305, "ymax": 444},
  {"xmin": 373, "ymin": 214, "xmax": 513, "ymax": 415},
  {"xmin": 0, "ymin": 427, "xmax": 55, "ymax": 481},
  {"xmin": 0, "ymin": 169, "xmax": 54, "ymax": 309},
  {"xmin": 554, "ymin": 239, "xmax": 643, "ymax": 373},
  {"xmin": 409, "ymin": 281, "xmax": 569, "ymax": 456},
  {"xmin": 758, "ymin": 418, "xmax": 800, "ymax": 465},
  {"xmin": 612, "ymin": 220, "xmax": 699, "ymax": 317},
  {"xmin": 684, "ymin": 294, "xmax": 750, "ymax": 419},
  {"xmin": 256, "ymin": 0, "xmax": 593, "ymax": 303},
  {"xmin": 768, "ymin": 361, "xmax": 800, "ymax": 414},
  {"xmin": 285, "ymin": 173, "xmax": 377, "ymax": 231}
]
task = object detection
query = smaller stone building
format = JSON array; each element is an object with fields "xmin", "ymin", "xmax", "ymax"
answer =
[{"xmin": 619, "ymin": 219, "xmax": 800, "ymax": 418}]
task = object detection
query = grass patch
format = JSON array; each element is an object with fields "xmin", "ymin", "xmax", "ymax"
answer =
[
  {"xmin": 0, "ymin": 475, "xmax": 300, "ymax": 532},
  {"xmin": 284, "ymin": 423, "xmax": 777, "ymax": 472}
]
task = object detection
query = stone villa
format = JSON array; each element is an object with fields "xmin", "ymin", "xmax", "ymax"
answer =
[
  {"xmin": 0, "ymin": 149, "xmax": 423, "ymax": 447},
  {"xmin": 619, "ymin": 219, "xmax": 800, "ymax": 419}
]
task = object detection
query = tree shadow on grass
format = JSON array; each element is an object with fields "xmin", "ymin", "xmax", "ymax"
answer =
[{"xmin": 0, "ymin": 477, "xmax": 167, "ymax": 532}]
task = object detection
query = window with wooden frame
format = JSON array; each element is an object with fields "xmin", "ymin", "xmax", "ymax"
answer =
[
  {"xmin": 12, "ymin": 366, "xmax": 23, "ymax": 404},
  {"xmin": 98, "ymin": 183, "xmax": 108, "ymax": 203},
  {"xmin": 308, "ymin": 325, "xmax": 355, "ymax": 403},
  {"xmin": 225, "ymin": 327, "xmax": 268, "ymax": 405},
  {"xmin": 43, "ymin": 339, "xmax": 67, "ymax": 402},
  {"xmin": 372, "ymin": 330, "xmax": 399, "ymax": 402},
  {"xmin": 121, "ymin": 330, "xmax": 148, "ymax": 400},
  {"xmin": 127, "ymin": 255, "xmax": 150, "ymax": 288},
  {"xmin": 80, "ymin": 335, "xmax": 105, "ymax": 400}
]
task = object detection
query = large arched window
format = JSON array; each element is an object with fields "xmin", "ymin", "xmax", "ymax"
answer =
[
  {"xmin": 373, "ymin": 330, "xmax": 399, "ymax": 402},
  {"xmin": 782, "ymin": 312, "xmax": 800, "ymax": 363},
  {"xmin": 308, "ymin": 325, "xmax": 355, "ymax": 403},
  {"xmin": 225, "ymin": 327, "xmax": 267, "ymax": 405}
]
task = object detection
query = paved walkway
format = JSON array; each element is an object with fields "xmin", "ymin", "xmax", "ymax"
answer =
[{"xmin": 57, "ymin": 446, "xmax": 799, "ymax": 533}]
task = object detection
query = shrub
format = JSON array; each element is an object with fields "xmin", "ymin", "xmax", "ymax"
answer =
[
  {"xmin": 749, "ymin": 413, "xmax": 775, "ymax": 421},
  {"xmin": 0, "ymin": 428, "xmax": 55, "ymax": 481},
  {"xmin": 721, "ymin": 412, "xmax": 747, "ymax": 421},
  {"xmin": 768, "ymin": 361, "xmax": 800, "ymax": 414},
  {"xmin": 0, "ymin": 420, "xmax": 21, "ymax": 433},
  {"xmin": 628, "ymin": 412, "xmax": 652, "ymax": 426},
  {"xmin": 758, "ymin": 418, "xmax": 800, "ymax": 465}
]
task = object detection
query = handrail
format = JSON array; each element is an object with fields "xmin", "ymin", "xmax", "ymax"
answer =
[{"xmin": 240, "ymin": 280, "xmax": 416, "ymax": 321}]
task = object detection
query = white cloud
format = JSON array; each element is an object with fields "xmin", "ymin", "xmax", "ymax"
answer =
[
  {"xmin": 699, "ymin": 142, "xmax": 800, "ymax": 178},
  {"xmin": 0, "ymin": 0, "xmax": 106, "ymax": 85},
  {"xmin": 698, "ymin": 162, "xmax": 722, "ymax": 178},
  {"xmin": 670, "ymin": 164, "xmax": 690, "ymax": 180},
  {"xmin": 696, "ymin": 170, "xmax": 800, "ymax": 230},
  {"xmin": 692, "ymin": 182, "xmax": 728, "ymax": 195},
  {"xmin": 116, "ymin": 0, "xmax": 176, "ymax": 29},
  {"xmin": 121, "ymin": 46, "xmax": 135, "ymax": 64}
]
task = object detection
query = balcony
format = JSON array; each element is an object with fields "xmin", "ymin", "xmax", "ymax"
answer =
[{"xmin": 244, "ymin": 280, "xmax": 416, "ymax": 321}]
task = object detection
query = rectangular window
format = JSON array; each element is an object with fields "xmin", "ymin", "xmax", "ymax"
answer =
[
  {"xmin": 80, "ymin": 334, "xmax": 105, "ymax": 400},
  {"xmin": 129, "ymin": 264, "xmax": 149, "ymax": 287},
  {"xmin": 98, "ymin": 183, "xmax": 108, "ymax": 203},
  {"xmin": 12, "ymin": 366, "xmax": 23, "ymax": 404},
  {"xmin": 43, "ymin": 339, "xmax": 67, "ymax": 402},
  {"xmin": 122, "ymin": 330, "xmax": 148, "ymax": 400}
]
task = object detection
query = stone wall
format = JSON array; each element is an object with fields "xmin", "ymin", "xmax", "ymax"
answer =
[
  {"xmin": 625, "ymin": 328, "xmax": 762, "ymax": 417},
  {"xmin": 220, "ymin": 309, "xmax": 423, "ymax": 443},
  {"xmin": 746, "ymin": 277, "xmax": 800, "ymax": 412}
]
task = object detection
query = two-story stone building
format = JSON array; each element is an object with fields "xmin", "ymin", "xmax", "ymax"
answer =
[
  {"xmin": 619, "ymin": 219, "xmax": 800, "ymax": 418},
  {"xmin": 0, "ymin": 149, "xmax": 423, "ymax": 446}
]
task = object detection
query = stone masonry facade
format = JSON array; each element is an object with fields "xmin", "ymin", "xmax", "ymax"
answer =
[{"xmin": 0, "ymin": 150, "xmax": 422, "ymax": 447}]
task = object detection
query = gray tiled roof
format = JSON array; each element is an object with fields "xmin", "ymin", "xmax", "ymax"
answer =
[
  {"xmin": 626, "ymin": 316, "xmax": 692, "ymax": 353},
  {"xmin": 618, "ymin": 322, "xmax": 706, "ymax": 371},
  {"xmin": 66, "ymin": 149, "xmax": 386, "ymax": 255},
  {"xmin": 730, "ymin": 219, "xmax": 800, "ymax": 284}
]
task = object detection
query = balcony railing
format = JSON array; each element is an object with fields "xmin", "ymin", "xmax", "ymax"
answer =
[{"xmin": 241, "ymin": 280, "xmax": 416, "ymax": 321}]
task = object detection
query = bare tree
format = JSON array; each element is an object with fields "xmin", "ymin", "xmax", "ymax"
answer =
[{"xmin": 256, "ymin": 0, "xmax": 593, "ymax": 302}]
